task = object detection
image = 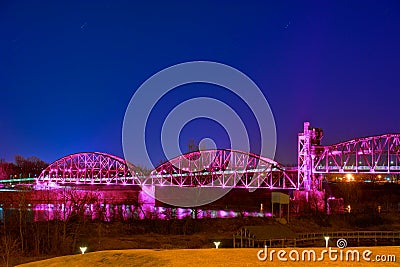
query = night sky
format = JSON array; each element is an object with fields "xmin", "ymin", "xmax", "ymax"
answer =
[{"xmin": 1, "ymin": 1, "xmax": 400, "ymax": 167}]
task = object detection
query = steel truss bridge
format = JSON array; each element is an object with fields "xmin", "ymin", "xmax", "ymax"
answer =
[
  {"xmin": 37, "ymin": 150, "xmax": 297, "ymax": 189},
  {"xmin": 37, "ymin": 122, "xmax": 400, "ymax": 190}
]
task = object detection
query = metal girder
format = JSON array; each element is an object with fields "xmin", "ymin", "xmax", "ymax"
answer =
[
  {"xmin": 37, "ymin": 150, "xmax": 297, "ymax": 189},
  {"xmin": 298, "ymin": 122, "xmax": 323, "ymax": 191},
  {"xmin": 149, "ymin": 149, "xmax": 297, "ymax": 189},
  {"xmin": 313, "ymin": 134, "xmax": 400, "ymax": 174},
  {"xmin": 37, "ymin": 152, "xmax": 141, "ymax": 185},
  {"xmin": 36, "ymin": 123, "xmax": 400, "ymax": 190},
  {"xmin": 298, "ymin": 122, "xmax": 312, "ymax": 191}
]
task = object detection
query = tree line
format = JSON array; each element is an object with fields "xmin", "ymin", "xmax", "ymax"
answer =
[{"xmin": 0, "ymin": 155, "xmax": 48, "ymax": 179}]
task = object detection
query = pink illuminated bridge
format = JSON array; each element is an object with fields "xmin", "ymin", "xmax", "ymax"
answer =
[{"xmin": 36, "ymin": 124, "xmax": 400, "ymax": 191}]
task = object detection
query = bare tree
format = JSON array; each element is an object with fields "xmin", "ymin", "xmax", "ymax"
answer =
[
  {"xmin": 188, "ymin": 139, "xmax": 199, "ymax": 153},
  {"xmin": 0, "ymin": 234, "xmax": 19, "ymax": 267}
]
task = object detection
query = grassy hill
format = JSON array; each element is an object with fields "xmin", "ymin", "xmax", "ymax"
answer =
[{"xmin": 18, "ymin": 247, "xmax": 399, "ymax": 267}]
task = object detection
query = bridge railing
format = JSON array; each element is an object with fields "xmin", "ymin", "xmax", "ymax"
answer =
[{"xmin": 296, "ymin": 231, "xmax": 400, "ymax": 241}]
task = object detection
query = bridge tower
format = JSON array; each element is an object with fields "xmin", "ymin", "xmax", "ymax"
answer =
[{"xmin": 298, "ymin": 122, "xmax": 323, "ymax": 192}]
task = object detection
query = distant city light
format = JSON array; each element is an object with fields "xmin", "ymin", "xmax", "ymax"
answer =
[
  {"xmin": 345, "ymin": 173, "xmax": 354, "ymax": 182},
  {"xmin": 346, "ymin": 205, "xmax": 351, "ymax": 213}
]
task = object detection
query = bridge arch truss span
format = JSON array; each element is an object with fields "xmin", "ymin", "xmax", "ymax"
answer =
[
  {"xmin": 37, "ymin": 152, "xmax": 140, "ymax": 185},
  {"xmin": 313, "ymin": 134, "xmax": 400, "ymax": 174},
  {"xmin": 148, "ymin": 149, "xmax": 297, "ymax": 189}
]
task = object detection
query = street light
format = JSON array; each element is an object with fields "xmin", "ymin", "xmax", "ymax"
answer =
[
  {"xmin": 324, "ymin": 236, "xmax": 329, "ymax": 248},
  {"xmin": 80, "ymin": 247, "xmax": 87, "ymax": 254}
]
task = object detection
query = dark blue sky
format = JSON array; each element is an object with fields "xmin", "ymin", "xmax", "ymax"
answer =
[{"xmin": 1, "ymin": 1, "xmax": 400, "ymax": 166}]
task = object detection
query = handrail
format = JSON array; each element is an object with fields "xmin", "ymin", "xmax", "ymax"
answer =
[{"xmin": 234, "ymin": 230, "xmax": 400, "ymax": 241}]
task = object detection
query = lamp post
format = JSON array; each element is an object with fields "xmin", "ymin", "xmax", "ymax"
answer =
[
  {"xmin": 80, "ymin": 247, "xmax": 87, "ymax": 254},
  {"xmin": 324, "ymin": 236, "xmax": 329, "ymax": 248}
]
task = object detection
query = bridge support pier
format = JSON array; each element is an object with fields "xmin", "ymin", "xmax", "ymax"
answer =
[
  {"xmin": 298, "ymin": 122, "xmax": 324, "ymax": 199},
  {"xmin": 139, "ymin": 185, "xmax": 155, "ymax": 217}
]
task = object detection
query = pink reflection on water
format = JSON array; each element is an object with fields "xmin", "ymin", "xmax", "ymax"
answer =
[
  {"xmin": 30, "ymin": 203, "xmax": 272, "ymax": 222},
  {"xmin": 22, "ymin": 188, "xmax": 273, "ymax": 222},
  {"xmin": 218, "ymin": 210, "xmax": 227, "ymax": 218}
]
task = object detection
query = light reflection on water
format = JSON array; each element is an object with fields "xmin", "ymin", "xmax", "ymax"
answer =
[
  {"xmin": 0, "ymin": 188, "xmax": 272, "ymax": 222},
  {"xmin": 0, "ymin": 204, "xmax": 272, "ymax": 222}
]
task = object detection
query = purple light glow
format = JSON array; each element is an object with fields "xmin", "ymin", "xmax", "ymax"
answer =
[{"xmin": 217, "ymin": 210, "xmax": 228, "ymax": 218}]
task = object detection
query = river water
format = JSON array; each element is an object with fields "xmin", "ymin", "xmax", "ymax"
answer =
[{"xmin": 0, "ymin": 187, "xmax": 272, "ymax": 222}]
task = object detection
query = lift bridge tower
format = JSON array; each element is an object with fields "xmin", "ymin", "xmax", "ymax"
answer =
[{"xmin": 298, "ymin": 122, "xmax": 323, "ymax": 194}]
